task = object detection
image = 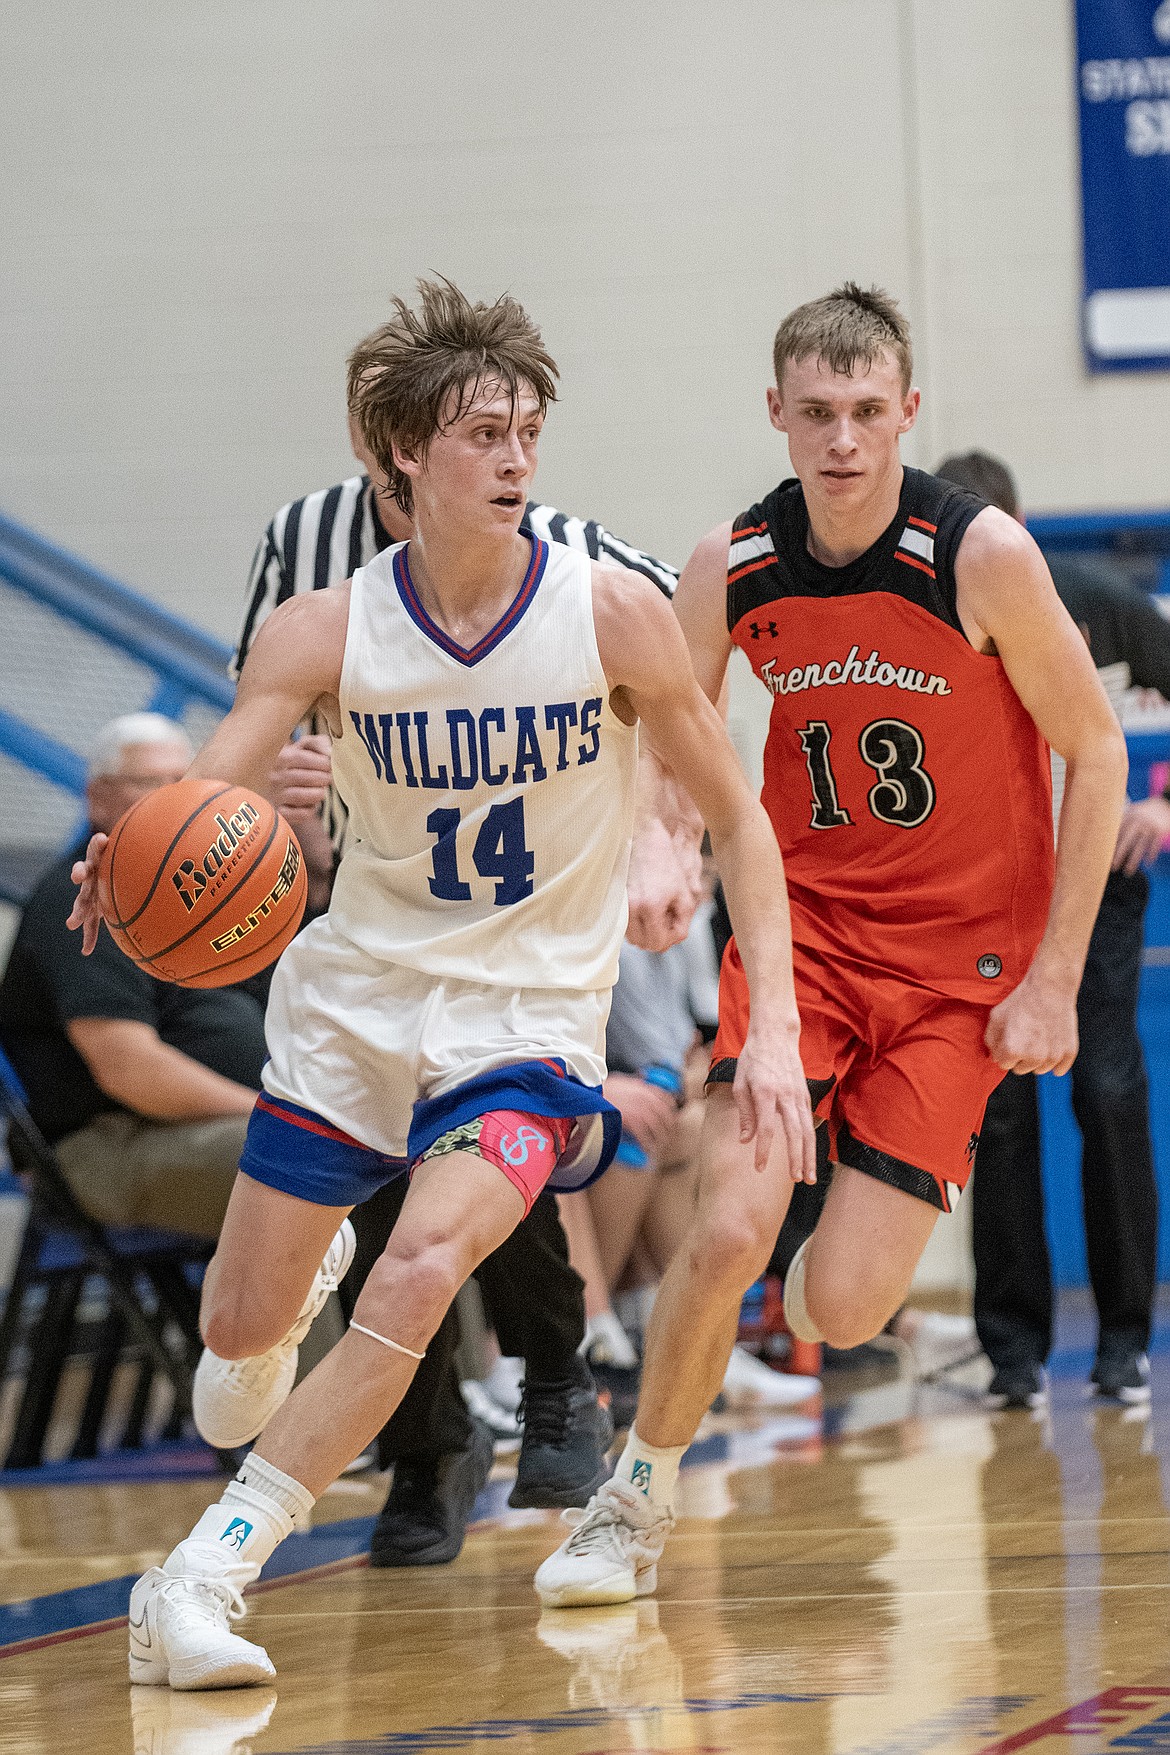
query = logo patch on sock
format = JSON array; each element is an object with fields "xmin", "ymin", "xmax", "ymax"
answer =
[
  {"xmin": 630, "ymin": 1459, "xmax": 653, "ymax": 1493},
  {"xmin": 220, "ymin": 1517, "xmax": 254, "ymax": 1550}
]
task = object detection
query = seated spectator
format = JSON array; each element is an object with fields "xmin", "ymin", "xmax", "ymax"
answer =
[{"xmin": 0, "ymin": 713, "xmax": 266, "ymax": 1239}]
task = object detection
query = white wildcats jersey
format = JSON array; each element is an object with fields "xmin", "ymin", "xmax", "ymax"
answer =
[{"xmin": 330, "ymin": 536, "xmax": 638, "ymax": 990}]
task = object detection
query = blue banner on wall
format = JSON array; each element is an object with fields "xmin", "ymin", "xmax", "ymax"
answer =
[{"xmin": 1077, "ymin": 0, "xmax": 1170, "ymax": 371}]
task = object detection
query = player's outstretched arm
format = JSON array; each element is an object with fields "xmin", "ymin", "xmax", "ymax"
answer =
[
  {"xmin": 956, "ymin": 512, "xmax": 1129, "ymax": 1075},
  {"xmin": 625, "ymin": 523, "xmax": 735, "ymax": 951},
  {"xmin": 68, "ymin": 589, "xmax": 348, "ymax": 954},
  {"xmin": 594, "ymin": 565, "xmax": 815, "ymax": 1181}
]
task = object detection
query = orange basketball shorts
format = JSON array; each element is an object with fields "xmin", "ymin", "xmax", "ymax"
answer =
[{"xmin": 709, "ymin": 937, "xmax": 1006, "ymax": 1212}]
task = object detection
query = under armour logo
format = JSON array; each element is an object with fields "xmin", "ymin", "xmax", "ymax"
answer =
[
  {"xmin": 749, "ymin": 621, "xmax": 779, "ymax": 640},
  {"xmin": 499, "ymin": 1125, "xmax": 549, "ymax": 1167}
]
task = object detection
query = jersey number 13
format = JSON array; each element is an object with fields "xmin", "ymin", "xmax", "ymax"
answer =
[{"xmin": 799, "ymin": 718, "xmax": 936, "ymax": 830}]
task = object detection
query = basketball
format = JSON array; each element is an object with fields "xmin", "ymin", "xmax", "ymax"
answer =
[{"xmin": 96, "ymin": 776, "xmax": 307, "ymax": 988}]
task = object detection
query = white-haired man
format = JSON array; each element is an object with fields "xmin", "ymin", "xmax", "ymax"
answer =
[{"xmin": 0, "ymin": 712, "xmax": 266, "ymax": 1239}]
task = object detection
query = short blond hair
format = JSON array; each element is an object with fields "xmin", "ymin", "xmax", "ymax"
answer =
[
  {"xmin": 773, "ymin": 283, "xmax": 913, "ymax": 394},
  {"xmin": 347, "ymin": 278, "xmax": 559, "ymax": 515}
]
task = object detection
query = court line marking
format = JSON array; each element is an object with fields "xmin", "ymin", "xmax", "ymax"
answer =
[
  {"xmin": 254, "ymin": 1578, "xmax": 1170, "ymax": 1620},
  {"xmin": 11, "ymin": 1571, "xmax": 1169, "ymax": 1655},
  {"xmin": 0, "ymin": 1553, "xmax": 370, "ymax": 1659}
]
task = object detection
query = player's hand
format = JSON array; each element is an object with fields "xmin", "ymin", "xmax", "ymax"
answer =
[
  {"xmin": 1112, "ymin": 796, "xmax": 1170, "ymax": 875},
  {"xmin": 67, "ymin": 832, "xmax": 109, "ymax": 956},
  {"xmin": 984, "ymin": 973, "xmax": 1079, "ymax": 1076},
  {"xmin": 269, "ymin": 734, "xmax": 332, "ymax": 822},
  {"xmin": 602, "ymin": 1073, "xmax": 677, "ymax": 1157},
  {"xmin": 626, "ymin": 817, "xmax": 701, "ymax": 950},
  {"xmin": 733, "ymin": 1015, "xmax": 816, "ymax": 1180}
]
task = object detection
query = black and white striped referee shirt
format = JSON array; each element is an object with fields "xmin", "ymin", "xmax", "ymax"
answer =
[
  {"xmin": 234, "ymin": 475, "xmax": 679, "ymax": 847},
  {"xmin": 234, "ymin": 475, "xmax": 677, "ymax": 676}
]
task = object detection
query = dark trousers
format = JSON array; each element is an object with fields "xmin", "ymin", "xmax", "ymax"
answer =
[
  {"xmin": 339, "ymin": 1181, "xmax": 585, "ymax": 1465},
  {"xmin": 973, "ymin": 868, "xmax": 1158, "ymax": 1369}
]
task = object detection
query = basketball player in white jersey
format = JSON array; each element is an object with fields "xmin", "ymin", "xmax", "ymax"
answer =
[{"xmin": 70, "ymin": 278, "xmax": 815, "ymax": 1690}]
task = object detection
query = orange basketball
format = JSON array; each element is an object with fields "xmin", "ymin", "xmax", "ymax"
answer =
[{"xmin": 97, "ymin": 777, "xmax": 307, "ymax": 988}]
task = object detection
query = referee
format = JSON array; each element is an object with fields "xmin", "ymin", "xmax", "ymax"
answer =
[{"xmin": 235, "ymin": 337, "xmax": 679, "ymax": 1570}]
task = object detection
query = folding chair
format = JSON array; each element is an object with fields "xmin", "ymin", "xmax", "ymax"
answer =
[{"xmin": 0, "ymin": 1045, "xmax": 213, "ymax": 1467}]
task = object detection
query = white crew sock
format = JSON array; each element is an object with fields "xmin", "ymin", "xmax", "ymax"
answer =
[
  {"xmin": 165, "ymin": 1453, "xmax": 316, "ymax": 1592},
  {"xmin": 614, "ymin": 1425, "xmax": 685, "ymax": 1510},
  {"xmin": 582, "ymin": 1309, "xmax": 640, "ymax": 1370},
  {"xmin": 782, "ymin": 1239, "xmax": 825, "ymax": 1344}
]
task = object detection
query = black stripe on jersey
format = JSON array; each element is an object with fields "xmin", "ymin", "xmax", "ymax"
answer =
[
  {"xmin": 548, "ymin": 511, "xmax": 569, "ymax": 547},
  {"xmin": 236, "ymin": 531, "xmax": 278, "ymax": 673},
  {"xmin": 281, "ymin": 498, "xmax": 304, "ymax": 605},
  {"xmin": 313, "ymin": 484, "xmax": 343, "ymax": 595},
  {"xmin": 347, "ymin": 487, "xmax": 368, "ymax": 577}
]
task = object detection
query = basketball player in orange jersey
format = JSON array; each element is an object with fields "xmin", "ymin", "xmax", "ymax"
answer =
[
  {"xmin": 536, "ymin": 282, "xmax": 1129, "ymax": 1608},
  {"xmin": 69, "ymin": 279, "xmax": 815, "ymax": 1689}
]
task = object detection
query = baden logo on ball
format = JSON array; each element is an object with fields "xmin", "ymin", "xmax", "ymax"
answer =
[
  {"xmin": 170, "ymin": 802, "xmax": 263, "ymax": 912},
  {"xmin": 97, "ymin": 777, "xmax": 307, "ymax": 988}
]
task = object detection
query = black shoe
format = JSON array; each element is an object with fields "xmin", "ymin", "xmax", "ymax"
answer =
[
  {"xmin": 508, "ymin": 1356, "xmax": 614, "ymax": 1509},
  {"xmin": 584, "ymin": 1346, "xmax": 642, "ymax": 1433},
  {"xmin": 1091, "ymin": 1345, "xmax": 1151, "ymax": 1405},
  {"xmin": 369, "ymin": 1417, "xmax": 494, "ymax": 1567},
  {"xmin": 984, "ymin": 1363, "xmax": 1048, "ymax": 1410}
]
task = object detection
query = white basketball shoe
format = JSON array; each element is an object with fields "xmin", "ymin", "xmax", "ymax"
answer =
[
  {"xmin": 534, "ymin": 1477, "xmax": 674, "ymax": 1608},
  {"xmin": 193, "ymin": 1219, "xmax": 357, "ymax": 1449},
  {"xmin": 128, "ymin": 1569, "xmax": 275, "ymax": 1691}
]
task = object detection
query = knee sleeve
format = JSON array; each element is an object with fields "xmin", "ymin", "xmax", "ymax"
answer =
[{"xmin": 783, "ymin": 1238, "xmax": 825, "ymax": 1344}]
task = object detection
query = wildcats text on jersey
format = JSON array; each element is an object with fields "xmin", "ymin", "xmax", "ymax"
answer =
[{"xmin": 347, "ymin": 699, "xmax": 603, "ymax": 791}]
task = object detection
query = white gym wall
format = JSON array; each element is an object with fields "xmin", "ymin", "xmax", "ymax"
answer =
[{"xmin": 3, "ymin": 0, "xmax": 1165, "ymax": 645}]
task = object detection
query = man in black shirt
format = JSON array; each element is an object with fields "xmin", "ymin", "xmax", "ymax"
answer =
[
  {"xmin": 0, "ymin": 714, "xmax": 265, "ymax": 1239},
  {"xmin": 936, "ymin": 452, "xmax": 1167, "ymax": 1407}
]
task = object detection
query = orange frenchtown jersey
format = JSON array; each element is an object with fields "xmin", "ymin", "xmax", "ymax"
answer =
[{"xmin": 728, "ymin": 467, "xmax": 1056, "ymax": 1005}]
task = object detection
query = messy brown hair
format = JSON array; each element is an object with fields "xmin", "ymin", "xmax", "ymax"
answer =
[
  {"xmin": 347, "ymin": 277, "xmax": 559, "ymax": 514},
  {"xmin": 773, "ymin": 283, "xmax": 913, "ymax": 395}
]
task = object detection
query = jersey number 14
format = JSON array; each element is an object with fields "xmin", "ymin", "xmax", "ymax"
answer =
[
  {"xmin": 426, "ymin": 798, "xmax": 535, "ymax": 905},
  {"xmin": 799, "ymin": 718, "xmax": 936, "ymax": 830}
]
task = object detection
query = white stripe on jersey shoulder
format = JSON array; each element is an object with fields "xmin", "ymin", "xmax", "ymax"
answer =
[
  {"xmin": 593, "ymin": 530, "xmax": 679, "ymax": 594},
  {"xmin": 524, "ymin": 504, "xmax": 565, "ymax": 543},
  {"xmin": 729, "ymin": 531, "xmax": 776, "ymax": 565},
  {"xmin": 897, "ymin": 526, "xmax": 935, "ymax": 564}
]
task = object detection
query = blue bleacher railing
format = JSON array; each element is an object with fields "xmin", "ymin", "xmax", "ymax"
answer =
[
  {"xmin": 0, "ymin": 512, "xmax": 235, "ymax": 903},
  {"xmin": 0, "ymin": 512, "xmax": 234, "ymax": 715}
]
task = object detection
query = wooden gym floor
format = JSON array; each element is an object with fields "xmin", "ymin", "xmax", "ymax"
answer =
[{"xmin": 2, "ymin": 1297, "xmax": 1169, "ymax": 1755}]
